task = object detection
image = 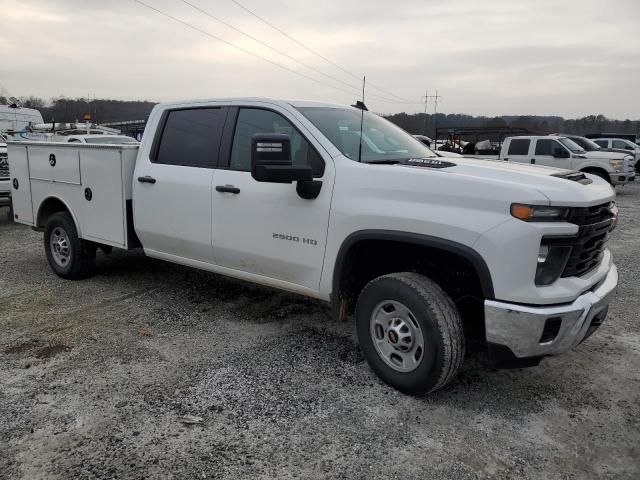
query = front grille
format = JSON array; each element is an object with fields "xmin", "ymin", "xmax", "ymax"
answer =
[
  {"xmin": 560, "ymin": 203, "xmax": 614, "ymax": 278},
  {"xmin": 0, "ymin": 153, "xmax": 8, "ymax": 180}
]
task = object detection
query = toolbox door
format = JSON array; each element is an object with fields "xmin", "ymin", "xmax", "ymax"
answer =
[{"xmin": 7, "ymin": 144, "xmax": 34, "ymax": 224}]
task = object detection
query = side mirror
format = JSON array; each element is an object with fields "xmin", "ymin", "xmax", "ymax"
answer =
[
  {"xmin": 251, "ymin": 133, "xmax": 312, "ymax": 183},
  {"xmin": 553, "ymin": 148, "xmax": 570, "ymax": 158}
]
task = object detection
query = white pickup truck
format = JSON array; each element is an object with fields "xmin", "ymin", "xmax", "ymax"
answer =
[
  {"xmin": 499, "ymin": 135, "xmax": 636, "ymax": 185},
  {"xmin": 8, "ymin": 98, "xmax": 619, "ymax": 394}
]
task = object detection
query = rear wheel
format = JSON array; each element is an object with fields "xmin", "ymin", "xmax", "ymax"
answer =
[
  {"xmin": 356, "ymin": 272, "xmax": 465, "ymax": 395},
  {"xmin": 44, "ymin": 212, "xmax": 96, "ymax": 279}
]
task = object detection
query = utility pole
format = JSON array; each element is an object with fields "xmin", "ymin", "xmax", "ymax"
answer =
[
  {"xmin": 421, "ymin": 90, "xmax": 429, "ymax": 135},
  {"xmin": 432, "ymin": 90, "xmax": 442, "ymax": 140},
  {"xmin": 421, "ymin": 90, "xmax": 442, "ymax": 138}
]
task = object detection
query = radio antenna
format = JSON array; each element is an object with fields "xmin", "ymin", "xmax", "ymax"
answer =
[{"xmin": 357, "ymin": 76, "xmax": 366, "ymax": 163}]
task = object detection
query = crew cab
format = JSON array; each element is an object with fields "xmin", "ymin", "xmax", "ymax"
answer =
[
  {"xmin": 500, "ymin": 135, "xmax": 635, "ymax": 185},
  {"xmin": 8, "ymin": 98, "xmax": 619, "ymax": 395}
]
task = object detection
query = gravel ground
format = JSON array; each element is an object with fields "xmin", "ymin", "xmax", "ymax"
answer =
[{"xmin": 1, "ymin": 184, "xmax": 639, "ymax": 480}]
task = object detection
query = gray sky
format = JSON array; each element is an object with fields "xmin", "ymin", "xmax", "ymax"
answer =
[{"xmin": 1, "ymin": 0, "xmax": 639, "ymax": 118}]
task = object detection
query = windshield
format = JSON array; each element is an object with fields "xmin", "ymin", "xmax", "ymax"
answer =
[
  {"xmin": 84, "ymin": 136, "xmax": 139, "ymax": 145},
  {"xmin": 558, "ymin": 137, "xmax": 585, "ymax": 154},
  {"xmin": 568, "ymin": 136, "xmax": 601, "ymax": 151},
  {"xmin": 296, "ymin": 107, "xmax": 436, "ymax": 163}
]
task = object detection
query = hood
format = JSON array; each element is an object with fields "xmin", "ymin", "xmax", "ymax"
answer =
[
  {"xmin": 397, "ymin": 156, "xmax": 615, "ymax": 207},
  {"xmin": 583, "ymin": 149, "xmax": 631, "ymax": 160}
]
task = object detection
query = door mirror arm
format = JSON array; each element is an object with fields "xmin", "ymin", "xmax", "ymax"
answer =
[{"xmin": 296, "ymin": 180, "xmax": 322, "ymax": 200}]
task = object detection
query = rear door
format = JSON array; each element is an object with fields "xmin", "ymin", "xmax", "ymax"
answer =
[
  {"xmin": 502, "ymin": 138, "xmax": 531, "ymax": 164},
  {"xmin": 211, "ymin": 105, "xmax": 334, "ymax": 290},
  {"xmin": 531, "ymin": 138, "xmax": 573, "ymax": 170},
  {"xmin": 133, "ymin": 106, "xmax": 227, "ymax": 263}
]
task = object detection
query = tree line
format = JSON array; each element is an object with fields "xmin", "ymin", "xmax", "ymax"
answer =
[
  {"xmin": 1, "ymin": 93, "xmax": 637, "ymax": 136},
  {"xmin": 386, "ymin": 112, "xmax": 639, "ymax": 137}
]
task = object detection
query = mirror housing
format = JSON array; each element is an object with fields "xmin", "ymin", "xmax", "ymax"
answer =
[
  {"xmin": 251, "ymin": 133, "xmax": 313, "ymax": 183},
  {"xmin": 553, "ymin": 147, "xmax": 570, "ymax": 158}
]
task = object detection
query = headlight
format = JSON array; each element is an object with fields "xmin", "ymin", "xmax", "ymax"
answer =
[
  {"xmin": 609, "ymin": 159, "xmax": 623, "ymax": 172},
  {"xmin": 511, "ymin": 204, "xmax": 570, "ymax": 222},
  {"xmin": 535, "ymin": 243, "xmax": 572, "ymax": 286},
  {"xmin": 610, "ymin": 202, "xmax": 618, "ymax": 231}
]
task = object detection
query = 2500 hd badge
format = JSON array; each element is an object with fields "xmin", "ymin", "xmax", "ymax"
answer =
[{"xmin": 273, "ymin": 233, "xmax": 318, "ymax": 245}]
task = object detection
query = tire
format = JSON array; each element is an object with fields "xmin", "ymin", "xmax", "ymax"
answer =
[
  {"xmin": 356, "ymin": 272, "xmax": 465, "ymax": 395},
  {"xmin": 44, "ymin": 211, "xmax": 96, "ymax": 279}
]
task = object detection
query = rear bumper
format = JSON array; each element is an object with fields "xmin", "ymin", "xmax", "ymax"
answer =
[{"xmin": 485, "ymin": 264, "xmax": 617, "ymax": 360}]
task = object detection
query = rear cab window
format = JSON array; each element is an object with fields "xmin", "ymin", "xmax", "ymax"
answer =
[
  {"xmin": 507, "ymin": 139, "xmax": 531, "ymax": 156},
  {"xmin": 153, "ymin": 107, "xmax": 227, "ymax": 168}
]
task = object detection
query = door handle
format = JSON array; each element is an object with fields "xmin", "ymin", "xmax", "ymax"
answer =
[
  {"xmin": 530, "ymin": 159, "xmax": 536, "ymax": 164},
  {"xmin": 216, "ymin": 185, "xmax": 240, "ymax": 194},
  {"xmin": 137, "ymin": 175, "xmax": 156, "ymax": 184}
]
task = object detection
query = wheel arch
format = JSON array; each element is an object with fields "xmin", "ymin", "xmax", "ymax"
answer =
[
  {"xmin": 580, "ymin": 167, "xmax": 612, "ymax": 183},
  {"xmin": 36, "ymin": 196, "xmax": 82, "ymax": 236},
  {"xmin": 331, "ymin": 230, "xmax": 494, "ymax": 320}
]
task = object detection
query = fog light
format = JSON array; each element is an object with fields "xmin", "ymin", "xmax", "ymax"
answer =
[
  {"xmin": 535, "ymin": 245, "xmax": 572, "ymax": 286},
  {"xmin": 538, "ymin": 245, "xmax": 549, "ymax": 263}
]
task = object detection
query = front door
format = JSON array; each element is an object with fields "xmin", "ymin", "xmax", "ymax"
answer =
[
  {"xmin": 531, "ymin": 139, "xmax": 573, "ymax": 170},
  {"xmin": 211, "ymin": 106, "xmax": 334, "ymax": 290},
  {"xmin": 133, "ymin": 106, "xmax": 227, "ymax": 263}
]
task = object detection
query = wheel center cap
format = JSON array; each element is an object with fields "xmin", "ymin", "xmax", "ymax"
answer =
[{"xmin": 388, "ymin": 330, "xmax": 398, "ymax": 344}]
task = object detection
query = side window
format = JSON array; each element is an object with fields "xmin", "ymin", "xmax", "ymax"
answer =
[
  {"xmin": 612, "ymin": 140, "xmax": 629, "ymax": 150},
  {"xmin": 594, "ymin": 140, "xmax": 608, "ymax": 148},
  {"xmin": 154, "ymin": 108, "xmax": 226, "ymax": 168},
  {"xmin": 507, "ymin": 139, "xmax": 530, "ymax": 155},
  {"xmin": 229, "ymin": 108, "xmax": 324, "ymax": 176},
  {"xmin": 535, "ymin": 139, "xmax": 560, "ymax": 156}
]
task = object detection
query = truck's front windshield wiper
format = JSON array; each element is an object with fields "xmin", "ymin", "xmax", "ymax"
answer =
[{"xmin": 363, "ymin": 159, "xmax": 403, "ymax": 164}]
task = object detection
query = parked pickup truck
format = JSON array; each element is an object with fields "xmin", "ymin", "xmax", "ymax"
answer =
[
  {"xmin": 500, "ymin": 135, "xmax": 635, "ymax": 185},
  {"xmin": 8, "ymin": 98, "xmax": 619, "ymax": 394}
]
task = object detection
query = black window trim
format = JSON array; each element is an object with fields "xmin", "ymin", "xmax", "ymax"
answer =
[
  {"xmin": 218, "ymin": 105, "xmax": 326, "ymax": 178},
  {"xmin": 150, "ymin": 106, "xmax": 229, "ymax": 169}
]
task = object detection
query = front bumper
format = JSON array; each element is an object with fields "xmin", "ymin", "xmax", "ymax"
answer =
[
  {"xmin": 610, "ymin": 171, "xmax": 635, "ymax": 185},
  {"xmin": 485, "ymin": 264, "xmax": 617, "ymax": 360},
  {"xmin": 0, "ymin": 187, "xmax": 10, "ymax": 207}
]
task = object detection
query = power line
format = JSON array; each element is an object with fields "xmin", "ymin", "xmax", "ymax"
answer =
[
  {"xmin": 227, "ymin": 0, "xmax": 419, "ymax": 104},
  {"xmin": 131, "ymin": 0, "xmax": 368, "ymax": 99},
  {"xmin": 177, "ymin": 0, "xmax": 407, "ymax": 104}
]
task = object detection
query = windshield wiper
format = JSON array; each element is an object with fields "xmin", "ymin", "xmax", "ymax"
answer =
[{"xmin": 363, "ymin": 159, "xmax": 403, "ymax": 164}]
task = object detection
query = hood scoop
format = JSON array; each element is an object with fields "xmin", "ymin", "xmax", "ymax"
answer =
[
  {"xmin": 399, "ymin": 157, "xmax": 457, "ymax": 169},
  {"xmin": 551, "ymin": 171, "xmax": 593, "ymax": 185}
]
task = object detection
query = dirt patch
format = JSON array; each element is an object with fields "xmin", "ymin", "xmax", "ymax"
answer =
[
  {"xmin": 34, "ymin": 343, "xmax": 72, "ymax": 359},
  {"xmin": 3, "ymin": 339, "xmax": 41, "ymax": 354}
]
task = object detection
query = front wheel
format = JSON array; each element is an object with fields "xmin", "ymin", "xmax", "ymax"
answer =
[
  {"xmin": 356, "ymin": 272, "xmax": 465, "ymax": 395},
  {"xmin": 44, "ymin": 212, "xmax": 96, "ymax": 279}
]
